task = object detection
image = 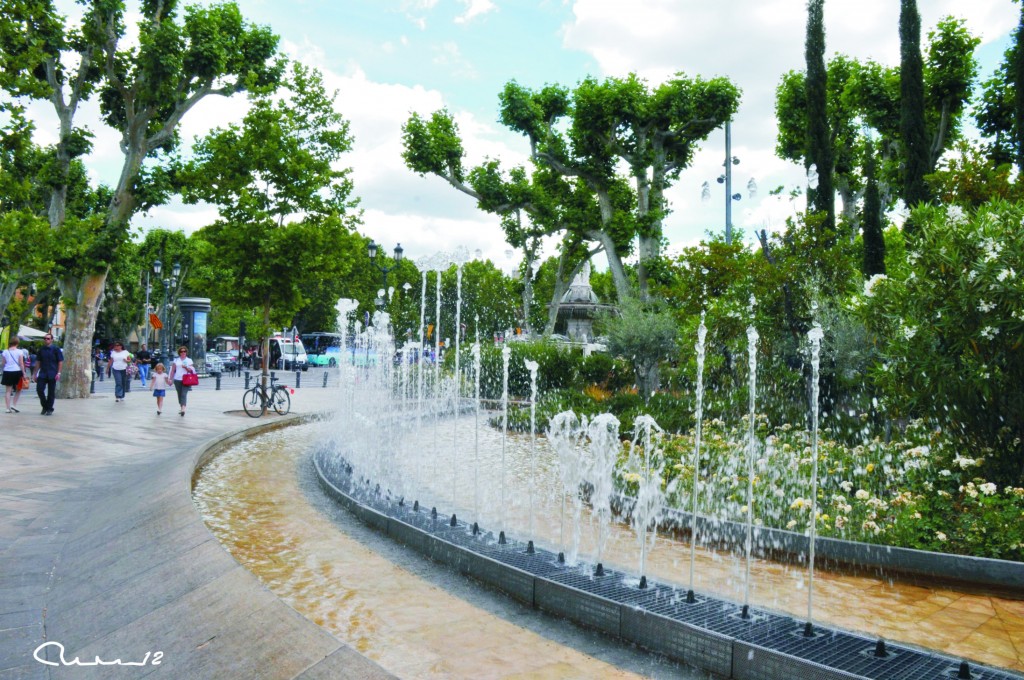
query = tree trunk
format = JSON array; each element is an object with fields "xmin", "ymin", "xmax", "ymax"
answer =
[
  {"xmin": 261, "ymin": 300, "xmax": 272, "ymax": 391},
  {"xmin": 57, "ymin": 271, "xmax": 108, "ymax": 398},
  {"xmin": 521, "ymin": 254, "xmax": 534, "ymax": 336}
]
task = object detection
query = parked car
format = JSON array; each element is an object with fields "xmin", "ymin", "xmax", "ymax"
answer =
[
  {"xmin": 204, "ymin": 353, "xmax": 224, "ymax": 376},
  {"xmin": 216, "ymin": 351, "xmax": 239, "ymax": 372}
]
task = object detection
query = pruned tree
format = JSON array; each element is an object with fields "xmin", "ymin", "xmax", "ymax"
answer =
[{"xmin": 500, "ymin": 74, "xmax": 739, "ymax": 302}]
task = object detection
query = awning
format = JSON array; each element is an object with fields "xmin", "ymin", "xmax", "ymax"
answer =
[{"xmin": 18, "ymin": 325, "xmax": 47, "ymax": 340}]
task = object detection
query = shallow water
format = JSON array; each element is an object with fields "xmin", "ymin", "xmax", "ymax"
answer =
[{"xmin": 195, "ymin": 418, "xmax": 1024, "ymax": 674}]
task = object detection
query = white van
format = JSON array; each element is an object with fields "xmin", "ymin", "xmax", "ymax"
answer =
[{"xmin": 268, "ymin": 335, "xmax": 309, "ymax": 371}]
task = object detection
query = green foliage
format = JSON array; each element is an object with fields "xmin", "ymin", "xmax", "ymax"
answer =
[{"xmin": 856, "ymin": 200, "xmax": 1024, "ymax": 484}]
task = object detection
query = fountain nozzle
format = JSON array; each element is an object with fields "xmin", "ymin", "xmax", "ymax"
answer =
[
  {"xmin": 803, "ymin": 621, "xmax": 814, "ymax": 637},
  {"xmin": 413, "ymin": 500, "xmax": 419, "ymax": 512},
  {"xmin": 498, "ymin": 531, "xmax": 506, "ymax": 545},
  {"xmin": 398, "ymin": 497, "xmax": 404, "ymax": 507},
  {"xmin": 685, "ymin": 589, "xmax": 696, "ymax": 604},
  {"xmin": 594, "ymin": 563, "xmax": 604, "ymax": 576},
  {"xmin": 450, "ymin": 514, "xmax": 457, "ymax": 527},
  {"xmin": 873, "ymin": 639, "xmax": 888, "ymax": 658},
  {"xmin": 472, "ymin": 522, "xmax": 479, "ymax": 535},
  {"xmin": 431, "ymin": 507, "xmax": 437, "ymax": 519},
  {"xmin": 557, "ymin": 552, "xmax": 565, "ymax": 563},
  {"xmin": 958, "ymin": 661, "xmax": 972, "ymax": 679},
  {"xmin": 526, "ymin": 540, "xmax": 535, "ymax": 554},
  {"xmin": 639, "ymin": 576, "xmax": 648, "ymax": 589},
  {"xmin": 740, "ymin": 604, "xmax": 751, "ymax": 620}
]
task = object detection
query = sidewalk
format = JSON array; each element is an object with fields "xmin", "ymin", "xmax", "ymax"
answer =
[{"xmin": 0, "ymin": 383, "xmax": 390, "ymax": 679}]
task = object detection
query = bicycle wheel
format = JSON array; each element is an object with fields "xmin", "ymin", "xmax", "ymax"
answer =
[
  {"xmin": 271, "ymin": 386, "xmax": 291, "ymax": 415},
  {"xmin": 243, "ymin": 386, "xmax": 266, "ymax": 418}
]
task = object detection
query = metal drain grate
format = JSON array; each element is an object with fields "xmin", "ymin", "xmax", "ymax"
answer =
[{"xmin": 316, "ymin": 455, "xmax": 1024, "ymax": 680}]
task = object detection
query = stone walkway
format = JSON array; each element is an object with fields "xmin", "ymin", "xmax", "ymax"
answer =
[{"xmin": 0, "ymin": 382, "xmax": 390, "ymax": 679}]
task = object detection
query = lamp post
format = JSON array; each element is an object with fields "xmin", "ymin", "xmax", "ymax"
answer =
[
  {"xmin": 143, "ymin": 272, "xmax": 152, "ymax": 347},
  {"xmin": 701, "ymin": 120, "xmax": 756, "ymax": 245},
  {"xmin": 368, "ymin": 241, "xmax": 403, "ymax": 308},
  {"xmin": 153, "ymin": 259, "xmax": 181, "ymax": 359}
]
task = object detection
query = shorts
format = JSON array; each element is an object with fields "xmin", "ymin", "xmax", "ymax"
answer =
[
  {"xmin": 153, "ymin": 389, "xmax": 166, "ymax": 397},
  {"xmin": 1, "ymin": 371, "xmax": 22, "ymax": 387}
]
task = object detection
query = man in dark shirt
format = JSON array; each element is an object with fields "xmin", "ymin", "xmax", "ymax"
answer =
[
  {"xmin": 136, "ymin": 343, "xmax": 152, "ymax": 388},
  {"xmin": 33, "ymin": 333, "xmax": 63, "ymax": 416}
]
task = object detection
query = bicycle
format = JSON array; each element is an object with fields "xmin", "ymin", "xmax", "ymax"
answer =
[{"xmin": 242, "ymin": 375, "xmax": 291, "ymax": 417}]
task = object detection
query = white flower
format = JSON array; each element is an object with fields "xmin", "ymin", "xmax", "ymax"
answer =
[
  {"xmin": 946, "ymin": 205, "xmax": 967, "ymax": 226},
  {"xmin": 939, "ymin": 469, "xmax": 951, "ymax": 477},
  {"xmin": 839, "ymin": 480, "xmax": 853, "ymax": 492},
  {"xmin": 902, "ymin": 325, "xmax": 916, "ymax": 340},
  {"xmin": 998, "ymin": 268, "xmax": 1015, "ymax": 282},
  {"xmin": 954, "ymin": 457, "xmax": 976, "ymax": 469},
  {"xmin": 936, "ymin": 531, "xmax": 948, "ymax": 542},
  {"xmin": 786, "ymin": 520, "xmax": 798, "ymax": 529},
  {"xmin": 968, "ymin": 270, "xmax": 978, "ymax": 282},
  {"xmin": 980, "ymin": 326, "xmax": 999, "ymax": 340},
  {"xmin": 864, "ymin": 274, "xmax": 887, "ymax": 298},
  {"xmin": 790, "ymin": 497, "xmax": 808, "ymax": 510},
  {"xmin": 978, "ymin": 300, "xmax": 995, "ymax": 313},
  {"xmin": 855, "ymin": 489, "xmax": 870, "ymax": 500},
  {"xmin": 980, "ymin": 482, "xmax": 997, "ymax": 496}
]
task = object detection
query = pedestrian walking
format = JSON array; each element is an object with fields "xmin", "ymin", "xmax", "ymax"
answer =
[
  {"xmin": 150, "ymin": 363, "xmax": 171, "ymax": 415},
  {"xmin": 32, "ymin": 333, "xmax": 62, "ymax": 415},
  {"xmin": 167, "ymin": 346, "xmax": 196, "ymax": 417},
  {"xmin": 94, "ymin": 347, "xmax": 106, "ymax": 381},
  {"xmin": 2, "ymin": 337, "xmax": 27, "ymax": 413},
  {"xmin": 108, "ymin": 341, "xmax": 132, "ymax": 402},
  {"xmin": 136, "ymin": 343, "xmax": 152, "ymax": 387}
]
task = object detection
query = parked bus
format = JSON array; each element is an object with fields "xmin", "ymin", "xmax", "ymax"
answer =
[{"xmin": 300, "ymin": 332, "xmax": 343, "ymax": 367}]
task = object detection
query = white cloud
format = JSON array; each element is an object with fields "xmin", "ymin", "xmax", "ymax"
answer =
[
  {"xmin": 432, "ymin": 41, "xmax": 479, "ymax": 79},
  {"xmin": 454, "ymin": 0, "xmax": 497, "ymax": 25}
]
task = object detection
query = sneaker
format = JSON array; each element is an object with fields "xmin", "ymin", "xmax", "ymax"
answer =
[
  {"xmin": 43, "ymin": 411, "xmax": 53, "ymax": 416},
  {"xmin": 157, "ymin": 410, "xmax": 161, "ymax": 415},
  {"xmin": 10, "ymin": 407, "xmax": 18, "ymax": 413},
  {"xmin": 4, "ymin": 409, "xmax": 11, "ymax": 414},
  {"xmin": 41, "ymin": 408, "xmax": 47, "ymax": 415},
  {"xmin": 179, "ymin": 411, "xmax": 185, "ymax": 417}
]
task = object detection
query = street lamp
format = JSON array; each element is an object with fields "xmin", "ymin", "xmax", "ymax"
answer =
[
  {"xmin": 368, "ymin": 241, "xmax": 403, "ymax": 308},
  {"xmin": 153, "ymin": 260, "xmax": 181, "ymax": 359},
  {"xmin": 701, "ymin": 120, "xmax": 756, "ymax": 245}
]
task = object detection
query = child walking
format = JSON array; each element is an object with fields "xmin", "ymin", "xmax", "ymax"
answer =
[{"xmin": 151, "ymin": 363, "xmax": 171, "ymax": 414}]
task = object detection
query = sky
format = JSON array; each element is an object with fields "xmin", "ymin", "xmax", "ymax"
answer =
[{"xmin": 30, "ymin": 0, "xmax": 1022, "ymax": 272}]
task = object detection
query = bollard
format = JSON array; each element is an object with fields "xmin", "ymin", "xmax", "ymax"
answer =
[
  {"xmin": 244, "ymin": 371, "xmax": 251, "ymax": 389},
  {"xmin": 295, "ymin": 370, "xmax": 301, "ymax": 388},
  {"xmin": 322, "ymin": 371, "xmax": 328, "ymax": 388},
  {"xmin": 90, "ymin": 374, "xmax": 95, "ymax": 394},
  {"xmin": 215, "ymin": 374, "xmax": 221, "ymax": 390}
]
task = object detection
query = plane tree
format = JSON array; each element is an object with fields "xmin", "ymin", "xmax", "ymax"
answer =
[
  {"xmin": 499, "ymin": 73, "xmax": 739, "ymax": 301},
  {"xmin": 179, "ymin": 63, "xmax": 361, "ymax": 384},
  {"xmin": 0, "ymin": 0, "xmax": 284, "ymax": 396}
]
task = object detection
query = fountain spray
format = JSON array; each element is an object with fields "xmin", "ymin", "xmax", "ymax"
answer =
[
  {"xmin": 629, "ymin": 415, "xmax": 665, "ymax": 588},
  {"xmin": 500, "ymin": 343, "xmax": 511, "ymax": 535},
  {"xmin": 742, "ymin": 296, "xmax": 759, "ymax": 617},
  {"xmin": 452, "ymin": 261, "xmax": 463, "ymax": 508},
  {"xmin": 687, "ymin": 311, "xmax": 707, "ymax": 603},
  {"xmin": 524, "ymin": 359, "xmax": 539, "ymax": 542},
  {"xmin": 472, "ymin": 340, "xmax": 481, "ymax": 527},
  {"xmin": 805, "ymin": 311, "xmax": 824, "ymax": 636}
]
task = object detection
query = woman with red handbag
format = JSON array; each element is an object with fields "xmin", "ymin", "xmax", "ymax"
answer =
[
  {"xmin": 2, "ymin": 337, "xmax": 27, "ymax": 414},
  {"xmin": 167, "ymin": 345, "xmax": 197, "ymax": 417}
]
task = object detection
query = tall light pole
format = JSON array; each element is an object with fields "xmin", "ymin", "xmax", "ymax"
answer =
[
  {"xmin": 702, "ymin": 121, "xmax": 756, "ymax": 245},
  {"xmin": 153, "ymin": 260, "xmax": 181, "ymax": 359},
  {"xmin": 143, "ymin": 271, "xmax": 152, "ymax": 347}
]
